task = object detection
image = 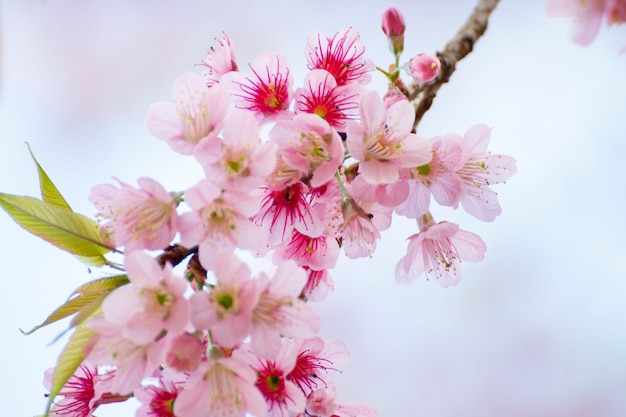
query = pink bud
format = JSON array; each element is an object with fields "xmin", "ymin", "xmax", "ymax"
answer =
[
  {"xmin": 382, "ymin": 7, "xmax": 405, "ymax": 37},
  {"xmin": 383, "ymin": 86, "xmax": 409, "ymax": 110},
  {"xmin": 382, "ymin": 7, "xmax": 405, "ymax": 56},
  {"xmin": 163, "ymin": 333, "xmax": 203, "ymax": 372},
  {"xmin": 408, "ymin": 53, "xmax": 441, "ymax": 83}
]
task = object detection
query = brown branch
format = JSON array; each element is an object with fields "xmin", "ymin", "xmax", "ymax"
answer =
[{"xmin": 408, "ymin": 0, "xmax": 500, "ymax": 132}]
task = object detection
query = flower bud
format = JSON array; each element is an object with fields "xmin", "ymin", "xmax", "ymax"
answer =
[
  {"xmin": 382, "ymin": 7, "xmax": 405, "ymax": 56},
  {"xmin": 408, "ymin": 53, "xmax": 441, "ymax": 83},
  {"xmin": 163, "ymin": 333, "xmax": 203, "ymax": 372},
  {"xmin": 383, "ymin": 86, "xmax": 409, "ymax": 110}
]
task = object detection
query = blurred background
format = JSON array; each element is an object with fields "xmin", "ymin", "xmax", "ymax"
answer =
[{"xmin": 1, "ymin": 1, "xmax": 625, "ymax": 416}]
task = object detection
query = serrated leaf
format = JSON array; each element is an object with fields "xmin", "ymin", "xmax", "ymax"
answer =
[
  {"xmin": 0, "ymin": 193, "xmax": 113, "ymax": 261},
  {"xmin": 22, "ymin": 275, "xmax": 128, "ymax": 335},
  {"xmin": 44, "ymin": 319, "xmax": 97, "ymax": 417},
  {"xmin": 26, "ymin": 143, "xmax": 72, "ymax": 210}
]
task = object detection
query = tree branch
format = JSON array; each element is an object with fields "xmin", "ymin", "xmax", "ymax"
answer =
[{"xmin": 409, "ymin": 0, "xmax": 500, "ymax": 132}]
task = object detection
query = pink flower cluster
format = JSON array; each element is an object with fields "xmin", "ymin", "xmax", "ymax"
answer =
[
  {"xmin": 49, "ymin": 11, "xmax": 515, "ymax": 417},
  {"xmin": 547, "ymin": 0, "xmax": 626, "ymax": 45}
]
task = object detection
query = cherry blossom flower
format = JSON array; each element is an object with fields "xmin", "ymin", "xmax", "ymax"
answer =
[
  {"xmin": 287, "ymin": 337, "xmax": 349, "ymax": 396},
  {"xmin": 162, "ymin": 333, "xmax": 203, "ymax": 372},
  {"xmin": 337, "ymin": 197, "xmax": 378, "ymax": 259},
  {"xmin": 306, "ymin": 386, "xmax": 338, "ymax": 417},
  {"xmin": 305, "ymin": 28, "xmax": 375, "ymax": 86},
  {"xmin": 395, "ymin": 134, "xmax": 465, "ymax": 219},
  {"xmin": 221, "ymin": 51, "xmax": 293, "ymax": 121},
  {"xmin": 250, "ymin": 261, "xmax": 319, "ymax": 359},
  {"xmin": 294, "ymin": 69, "xmax": 363, "ymax": 129},
  {"xmin": 407, "ymin": 53, "xmax": 441, "ymax": 83},
  {"xmin": 455, "ymin": 124, "xmax": 517, "ymax": 222},
  {"xmin": 270, "ymin": 113, "xmax": 345, "ymax": 188},
  {"xmin": 173, "ymin": 349, "xmax": 266, "ymax": 417},
  {"xmin": 254, "ymin": 339, "xmax": 306, "ymax": 417},
  {"xmin": 43, "ymin": 363, "xmax": 114, "ymax": 417},
  {"xmin": 302, "ymin": 268, "xmax": 335, "ymax": 302},
  {"xmin": 190, "ymin": 251, "xmax": 260, "ymax": 348},
  {"xmin": 200, "ymin": 34, "xmax": 238, "ymax": 86},
  {"xmin": 255, "ymin": 182, "xmax": 326, "ymax": 246},
  {"xmin": 273, "ymin": 228, "xmax": 340, "ymax": 271},
  {"xmin": 195, "ymin": 109, "xmax": 278, "ymax": 191},
  {"xmin": 89, "ymin": 177, "xmax": 179, "ymax": 252},
  {"xmin": 146, "ymin": 73, "xmax": 230, "ymax": 155},
  {"xmin": 135, "ymin": 379, "xmax": 179, "ymax": 417},
  {"xmin": 337, "ymin": 185, "xmax": 392, "ymax": 259},
  {"xmin": 346, "ymin": 91, "xmax": 432, "ymax": 185},
  {"xmin": 179, "ymin": 179, "xmax": 265, "ymax": 269},
  {"xmin": 395, "ymin": 213, "xmax": 486, "ymax": 287},
  {"xmin": 349, "ymin": 174, "xmax": 409, "ymax": 208},
  {"xmin": 87, "ymin": 316, "xmax": 162, "ymax": 395},
  {"xmin": 101, "ymin": 251, "xmax": 191, "ymax": 345}
]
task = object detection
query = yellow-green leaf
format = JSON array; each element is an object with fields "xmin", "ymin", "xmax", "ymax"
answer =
[
  {"xmin": 21, "ymin": 275, "xmax": 128, "ymax": 335},
  {"xmin": 26, "ymin": 143, "xmax": 72, "ymax": 210},
  {"xmin": 71, "ymin": 275, "xmax": 129, "ymax": 297},
  {"xmin": 0, "ymin": 193, "xmax": 113, "ymax": 261},
  {"xmin": 45, "ymin": 318, "xmax": 97, "ymax": 416},
  {"xmin": 21, "ymin": 294, "xmax": 100, "ymax": 335}
]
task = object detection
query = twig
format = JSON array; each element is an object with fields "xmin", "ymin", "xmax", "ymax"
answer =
[{"xmin": 409, "ymin": 0, "xmax": 500, "ymax": 132}]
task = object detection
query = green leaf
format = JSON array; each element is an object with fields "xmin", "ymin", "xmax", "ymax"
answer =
[
  {"xmin": 0, "ymin": 193, "xmax": 113, "ymax": 263},
  {"xmin": 71, "ymin": 275, "xmax": 129, "ymax": 297},
  {"xmin": 21, "ymin": 275, "xmax": 128, "ymax": 335},
  {"xmin": 44, "ymin": 318, "xmax": 97, "ymax": 417},
  {"xmin": 25, "ymin": 143, "xmax": 72, "ymax": 210}
]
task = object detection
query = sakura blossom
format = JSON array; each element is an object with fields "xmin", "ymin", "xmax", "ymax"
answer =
[
  {"xmin": 135, "ymin": 379, "xmax": 179, "ymax": 417},
  {"xmin": 305, "ymin": 27, "xmax": 375, "ymax": 86},
  {"xmin": 337, "ymin": 196, "xmax": 382, "ymax": 259},
  {"xmin": 346, "ymin": 91, "xmax": 432, "ymax": 185},
  {"xmin": 146, "ymin": 73, "xmax": 230, "ymax": 155},
  {"xmin": 294, "ymin": 69, "xmax": 363, "ymax": 129},
  {"xmin": 395, "ymin": 134, "xmax": 465, "ymax": 219},
  {"xmin": 273, "ymin": 228, "xmax": 341, "ymax": 271},
  {"xmin": 162, "ymin": 333, "xmax": 204, "ymax": 372},
  {"xmin": 86, "ymin": 316, "xmax": 162, "ymax": 395},
  {"xmin": 253, "ymin": 339, "xmax": 307, "ymax": 417},
  {"xmin": 395, "ymin": 213, "xmax": 487, "ymax": 287},
  {"xmin": 287, "ymin": 337, "xmax": 349, "ymax": 395},
  {"xmin": 270, "ymin": 113, "xmax": 345, "ymax": 188},
  {"xmin": 250, "ymin": 261, "xmax": 319, "ymax": 359},
  {"xmin": 89, "ymin": 177, "xmax": 179, "ymax": 252},
  {"xmin": 189, "ymin": 251, "xmax": 260, "ymax": 349},
  {"xmin": 455, "ymin": 124, "xmax": 517, "ymax": 221},
  {"xmin": 178, "ymin": 179, "xmax": 265, "ymax": 268},
  {"xmin": 195, "ymin": 109, "xmax": 278, "ymax": 191},
  {"xmin": 200, "ymin": 33, "xmax": 238, "ymax": 86},
  {"xmin": 43, "ymin": 363, "xmax": 115, "ymax": 417},
  {"xmin": 173, "ymin": 350, "xmax": 266, "ymax": 417},
  {"xmin": 255, "ymin": 182, "xmax": 326, "ymax": 246},
  {"xmin": 221, "ymin": 51, "xmax": 293, "ymax": 121},
  {"xmin": 101, "ymin": 250, "xmax": 191, "ymax": 345}
]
